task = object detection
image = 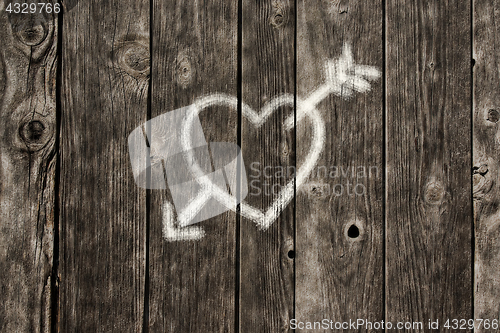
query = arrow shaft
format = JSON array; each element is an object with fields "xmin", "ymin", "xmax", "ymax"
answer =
[{"xmin": 284, "ymin": 83, "xmax": 332, "ymax": 130}]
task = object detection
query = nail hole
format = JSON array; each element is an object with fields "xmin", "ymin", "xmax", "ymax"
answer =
[
  {"xmin": 287, "ymin": 250, "xmax": 295, "ymax": 259},
  {"xmin": 487, "ymin": 109, "xmax": 500, "ymax": 123},
  {"xmin": 347, "ymin": 225, "xmax": 359, "ymax": 238}
]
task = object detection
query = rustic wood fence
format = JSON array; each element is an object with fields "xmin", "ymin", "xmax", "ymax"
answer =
[{"xmin": 0, "ymin": 0, "xmax": 498, "ymax": 332}]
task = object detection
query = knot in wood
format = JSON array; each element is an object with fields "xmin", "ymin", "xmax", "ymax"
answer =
[
  {"xmin": 473, "ymin": 164, "xmax": 488, "ymax": 176},
  {"xmin": 347, "ymin": 224, "xmax": 359, "ymax": 238},
  {"xmin": 280, "ymin": 141, "xmax": 290, "ymax": 158},
  {"xmin": 123, "ymin": 46, "xmax": 149, "ymax": 73},
  {"xmin": 12, "ymin": 16, "xmax": 48, "ymax": 46},
  {"xmin": 270, "ymin": 2, "xmax": 288, "ymax": 27},
  {"xmin": 116, "ymin": 41, "xmax": 150, "ymax": 77},
  {"xmin": 271, "ymin": 13, "xmax": 284, "ymax": 27},
  {"xmin": 423, "ymin": 180, "xmax": 446, "ymax": 205},
  {"xmin": 17, "ymin": 24, "xmax": 46, "ymax": 46},
  {"xmin": 19, "ymin": 118, "xmax": 52, "ymax": 151},
  {"xmin": 344, "ymin": 219, "xmax": 364, "ymax": 241},
  {"xmin": 24, "ymin": 120, "xmax": 45, "ymax": 140},
  {"xmin": 305, "ymin": 182, "xmax": 329, "ymax": 198},
  {"xmin": 473, "ymin": 173, "xmax": 491, "ymax": 189},
  {"xmin": 473, "ymin": 174, "xmax": 493, "ymax": 200},
  {"xmin": 487, "ymin": 109, "xmax": 500, "ymax": 123},
  {"xmin": 176, "ymin": 54, "xmax": 193, "ymax": 88}
]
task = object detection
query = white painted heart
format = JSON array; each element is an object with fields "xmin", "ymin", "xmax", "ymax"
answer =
[{"xmin": 179, "ymin": 93, "xmax": 325, "ymax": 230}]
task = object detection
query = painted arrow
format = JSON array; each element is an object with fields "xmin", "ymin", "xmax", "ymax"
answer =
[{"xmin": 163, "ymin": 43, "xmax": 381, "ymax": 241}]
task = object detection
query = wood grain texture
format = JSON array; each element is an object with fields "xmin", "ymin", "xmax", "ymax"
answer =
[
  {"xmin": 386, "ymin": 0, "xmax": 472, "ymax": 329},
  {"xmin": 148, "ymin": 0, "xmax": 238, "ymax": 331},
  {"xmin": 473, "ymin": 0, "xmax": 500, "ymax": 330},
  {"xmin": 0, "ymin": 1, "xmax": 58, "ymax": 331},
  {"xmin": 239, "ymin": 0, "xmax": 295, "ymax": 332},
  {"xmin": 0, "ymin": 1, "xmax": 492, "ymax": 331},
  {"xmin": 294, "ymin": 1, "xmax": 384, "ymax": 331},
  {"xmin": 59, "ymin": 0, "xmax": 148, "ymax": 331}
]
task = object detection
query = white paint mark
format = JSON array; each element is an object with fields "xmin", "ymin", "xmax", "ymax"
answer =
[
  {"xmin": 176, "ymin": 187, "xmax": 213, "ymax": 227},
  {"xmin": 180, "ymin": 94, "xmax": 324, "ymax": 230},
  {"xmin": 285, "ymin": 43, "xmax": 381, "ymax": 129},
  {"xmin": 162, "ymin": 201, "xmax": 205, "ymax": 241},
  {"xmin": 162, "ymin": 42, "xmax": 380, "ymax": 240}
]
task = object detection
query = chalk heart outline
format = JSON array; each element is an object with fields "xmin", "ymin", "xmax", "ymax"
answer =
[{"xmin": 180, "ymin": 93, "xmax": 325, "ymax": 230}]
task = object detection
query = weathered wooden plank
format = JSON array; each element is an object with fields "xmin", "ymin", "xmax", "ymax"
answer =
[
  {"xmin": 473, "ymin": 0, "xmax": 500, "ymax": 331},
  {"xmin": 294, "ymin": 0, "xmax": 384, "ymax": 330},
  {"xmin": 239, "ymin": 0, "xmax": 295, "ymax": 332},
  {"xmin": 0, "ymin": 2, "xmax": 58, "ymax": 331},
  {"xmin": 148, "ymin": 0, "xmax": 238, "ymax": 331},
  {"xmin": 386, "ymin": 0, "xmax": 472, "ymax": 329},
  {"xmin": 59, "ymin": 0, "xmax": 148, "ymax": 331}
]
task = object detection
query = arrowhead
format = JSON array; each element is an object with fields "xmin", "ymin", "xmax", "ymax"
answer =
[
  {"xmin": 162, "ymin": 201, "xmax": 205, "ymax": 242},
  {"xmin": 324, "ymin": 42, "xmax": 381, "ymax": 99}
]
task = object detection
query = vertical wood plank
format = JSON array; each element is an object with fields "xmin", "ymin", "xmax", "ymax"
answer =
[
  {"xmin": 473, "ymin": 0, "xmax": 500, "ymax": 330},
  {"xmin": 0, "ymin": 1, "xmax": 58, "ymax": 331},
  {"xmin": 294, "ymin": 0, "xmax": 384, "ymax": 330},
  {"xmin": 386, "ymin": 0, "xmax": 472, "ymax": 329},
  {"xmin": 148, "ymin": 0, "xmax": 238, "ymax": 331},
  {"xmin": 239, "ymin": 0, "xmax": 296, "ymax": 331},
  {"xmin": 59, "ymin": 0, "xmax": 148, "ymax": 331}
]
